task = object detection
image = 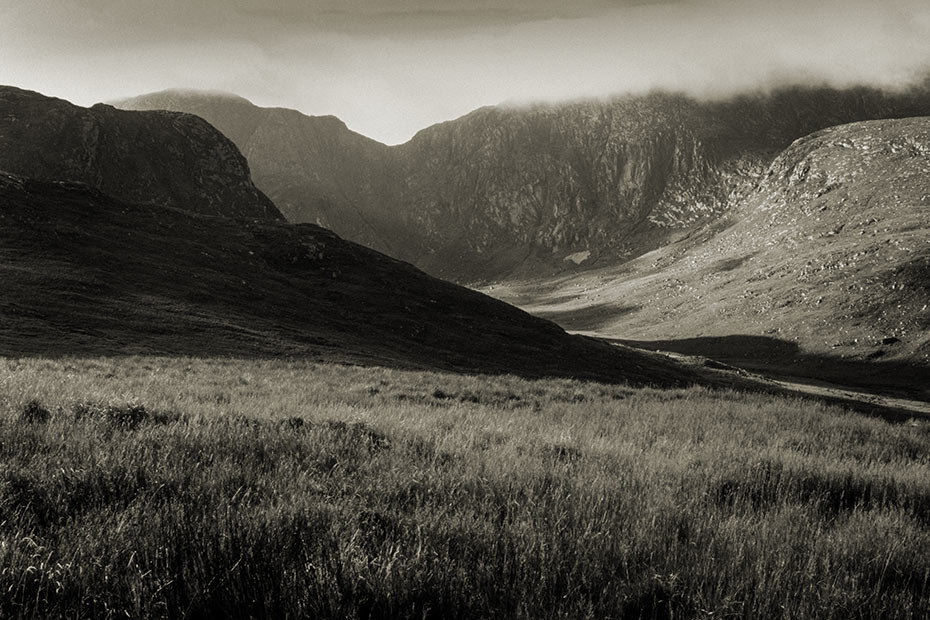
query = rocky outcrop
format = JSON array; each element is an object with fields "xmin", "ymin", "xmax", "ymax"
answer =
[
  {"xmin": 114, "ymin": 90, "xmax": 399, "ymax": 248},
  {"xmin": 0, "ymin": 86, "xmax": 281, "ymax": 220},
  {"xmin": 494, "ymin": 116, "xmax": 930, "ymax": 397},
  {"xmin": 117, "ymin": 83, "xmax": 930, "ymax": 281}
]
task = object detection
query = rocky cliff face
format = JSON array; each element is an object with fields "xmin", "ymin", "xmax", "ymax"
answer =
[
  {"xmin": 0, "ymin": 87, "xmax": 281, "ymax": 220},
  {"xmin": 114, "ymin": 90, "xmax": 401, "ymax": 249},
  {"xmin": 393, "ymin": 97, "xmax": 725, "ymax": 278},
  {"xmin": 492, "ymin": 116, "xmax": 930, "ymax": 397},
  {"xmin": 118, "ymin": 83, "xmax": 930, "ymax": 281},
  {"xmin": 394, "ymin": 85, "xmax": 930, "ymax": 280}
]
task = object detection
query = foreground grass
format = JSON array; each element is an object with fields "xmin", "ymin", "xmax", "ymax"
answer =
[{"xmin": 2, "ymin": 357, "xmax": 930, "ymax": 619}]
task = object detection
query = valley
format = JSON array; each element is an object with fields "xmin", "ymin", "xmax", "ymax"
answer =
[
  {"xmin": 486, "ymin": 116, "xmax": 930, "ymax": 401},
  {"xmin": 3, "ymin": 81, "xmax": 930, "ymax": 619},
  {"xmin": 115, "ymin": 85, "xmax": 930, "ymax": 404}
]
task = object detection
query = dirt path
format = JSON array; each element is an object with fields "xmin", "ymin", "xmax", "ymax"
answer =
[
  {"xmin": 480, "ymin": 279, "xmax": 930, "ymax": 417},
  {"xmin": 611, "ymin": 342, "xmax": 930, "ymax": 421}
]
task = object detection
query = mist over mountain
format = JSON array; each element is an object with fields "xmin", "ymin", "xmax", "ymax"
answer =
[
  {"xmin": 10, "ymin": 0, "xmax": 930, "ymax": 144},
  {"xmin": 0, "ymin": 87, "xmax": 281, "ymax": 220},
  {"xmin": 120, "ymin": 81, "xmax": 930, "ymax": 281}
]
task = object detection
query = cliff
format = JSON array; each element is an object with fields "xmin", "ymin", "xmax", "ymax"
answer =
[
  {"xmin": 0, "ymin": 87, "xmax": 281, "ymax": 220},
  {"xmin": 117, "ymin": 83, "xmax": 930, "ymax": 281}
]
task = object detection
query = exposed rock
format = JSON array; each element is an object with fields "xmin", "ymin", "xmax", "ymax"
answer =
[
  {"xmin": 118, "ymin": 83, "xmax": 930, "ymax": 281},
  {"xmin": 0, "ymin": 86, "xmax": 281, "ymax": 220}
]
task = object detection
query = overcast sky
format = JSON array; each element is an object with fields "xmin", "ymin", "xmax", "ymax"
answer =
[{"xmin": 2, "ymin": 0, "xmax": 930, "ymax": 144}]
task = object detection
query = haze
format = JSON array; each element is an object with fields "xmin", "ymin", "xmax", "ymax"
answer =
[{"xmin": 2, "ymin": 0, "xmax": 930, "ymax": 144}]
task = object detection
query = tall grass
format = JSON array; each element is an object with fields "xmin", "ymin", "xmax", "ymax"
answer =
[{"xmin": 1, "ymin": 356, "xmax": 929, "ymax": 618}]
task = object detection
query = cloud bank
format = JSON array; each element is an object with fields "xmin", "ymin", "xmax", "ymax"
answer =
[{"xmin": 2, "ymin": 0, "xmax": 929, "ymax": 143}]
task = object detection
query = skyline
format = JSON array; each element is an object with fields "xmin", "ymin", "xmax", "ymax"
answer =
[{"xmin": 3, "ymin": 0, "xmax": 930, "ymax": 144}]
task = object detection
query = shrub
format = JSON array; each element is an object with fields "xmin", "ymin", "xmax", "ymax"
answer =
[{"xmin": 19, "ymin": 399, "xmax": 50, "ymax": 423}]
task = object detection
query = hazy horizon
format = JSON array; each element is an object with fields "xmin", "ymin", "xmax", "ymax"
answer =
[{"xmin": 3, "ymin": 0, "xmax": 930, "ymax": 144}]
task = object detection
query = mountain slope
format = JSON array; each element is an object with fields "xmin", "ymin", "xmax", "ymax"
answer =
[
  {"xmin": 0, "ymin": 171, "xmax": 695, "ymax": 386},
  {"xmin": 491, "ymin": 117, "xmax": 930, "ymax": 399},
  {"xmin": 0, "ymin": 86, "xmax": 281, "ymax": 220},
  {"xmin": 114, "ymin": 90, "xmax": 403, "ymax": 251},
  {"xmin": 397, "ymin": 85, "xmax": 930, "ymax": 280},
  {"xmin": 118, "ymin": 83, "xmax": 930, "ymax": 281}
]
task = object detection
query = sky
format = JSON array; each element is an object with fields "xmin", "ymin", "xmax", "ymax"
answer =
[{"xmin": 2, "ymin": 0, "xmax": 930, "ymax": 144}]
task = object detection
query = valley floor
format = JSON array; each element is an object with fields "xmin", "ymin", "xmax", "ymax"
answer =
[
  {"xmin": 2, "ymin": 356, "xmax": 930, "ymax": 619},
  {"xmin": 622, "ymin": 344, "xmax": 930, "ymax": 420},
  {"xmin": 482, "ymin": 274, "xmax": 930, "ymax": 405}
]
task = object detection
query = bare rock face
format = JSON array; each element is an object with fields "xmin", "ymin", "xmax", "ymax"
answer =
[
  {"xmin": 499, "ymin": 116, "xmax": 930, "ymax": 397},
  {"xmin": 392, "ymin": 86, "xmax": 930, "ymax": 280},
  {"xmin": 0, "ymin": 86, "xmax": 281, "ymax": 220},
  {"xmin": 114, "ymin": 90, "xmax": 400, "ymax": 249},
  {"xmin": 392, "ymin": 97, "xmax": 725, "ymax": 279},
  {"xmin": 118, "ymin": 83, "xmax": 930, "ymax": 281}
]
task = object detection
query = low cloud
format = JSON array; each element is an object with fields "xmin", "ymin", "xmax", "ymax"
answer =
[{"xmin": 2, "ymin": 0, "xmax": 929, "ymax": 144}]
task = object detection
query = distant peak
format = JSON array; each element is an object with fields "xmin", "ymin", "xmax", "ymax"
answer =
[
  {"xmin": 113, "ymin": 88, "xmax": 256, "ymax": 107},
  {"xmin": 312, "ymin": 114, "xmax": 348, "ymax": 129}
]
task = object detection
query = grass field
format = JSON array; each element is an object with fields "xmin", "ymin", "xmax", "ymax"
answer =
[{"xmin": 2, "ymin": 356, "xmax": 930, "ymax": 619}]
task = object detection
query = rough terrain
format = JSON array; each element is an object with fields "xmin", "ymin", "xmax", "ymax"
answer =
[
  {"xmin": 488, "ymin": 117, "xmax": 930, "ymax": 400},
  {"xmin": 0, "ymin": 86, "xmax": 281, "ymax": 220},
  {"xmin": 119, "ymin": 83, "xmax": 930, "ymax": 280}
]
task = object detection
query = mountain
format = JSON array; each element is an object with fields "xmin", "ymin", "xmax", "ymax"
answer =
[
  {"xmin": 0, "ymin": 170, "xmax": 694, "ymax": 386},
  {"xmin": 493, "ymin": 116, "xmax": 930, "ymax": 399},
  {"xmin": 0, "ymin": 86, "xmax": 281, "ymax": 220},
  {"xmin": 117, "ymin": 83, "xmax": 930, "ymax": 281},
  {"xmin": 113, "ymin": 90, "xmax": 405, "ymax": 251}
]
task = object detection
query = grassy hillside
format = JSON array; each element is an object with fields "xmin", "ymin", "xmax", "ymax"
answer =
[
  {"xmin": 491, "ymin": 117, "xmax": 930, "ymax": 400},
  {"xmin": 2, "ymin": 356, "xmax": 930, "ymax": 619},
  {"xmin": 0, "ymin": 172, "xmax": 693, "ymax": 386}
]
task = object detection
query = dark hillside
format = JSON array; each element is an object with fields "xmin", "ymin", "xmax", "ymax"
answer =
[
  {"xmin": 0, "ymin": 172, "xmax": 693, "ymax": 386},
  {"xmin": 114, "ymin": 89, "xmax": 404, "ymax": 252},
  {"xmin": 0, "ymin": 86, "xmax": 281, "ymax": 220}
]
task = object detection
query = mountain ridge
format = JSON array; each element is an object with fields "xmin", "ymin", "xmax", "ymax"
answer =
[
  {"xmin": 117, "ymin": 82, "xmax": 930, "ymax": 281},
  {"xmin": 0, "ymin": 86, "xmax": 282, "ymax": 220}
]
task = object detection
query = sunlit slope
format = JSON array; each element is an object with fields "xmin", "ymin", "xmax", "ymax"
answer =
[{"xmin": 492, "ymin": 117, "xmax": 930, "ymax": 397}]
